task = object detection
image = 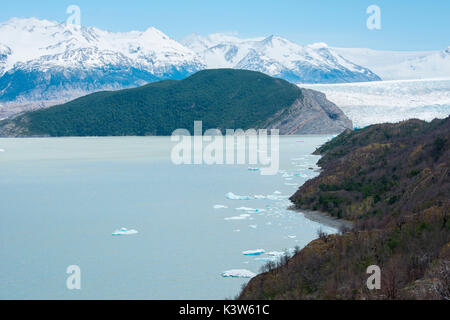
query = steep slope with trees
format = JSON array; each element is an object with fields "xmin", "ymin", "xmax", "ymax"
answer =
[{"xmin": 239, "ymin": 117, "xmax": 449, "ymax": 300}]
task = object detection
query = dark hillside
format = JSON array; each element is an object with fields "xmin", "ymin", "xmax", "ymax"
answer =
[{"xmin": 239, "ymin": 117, "xmax": 449, "ymax": 300}]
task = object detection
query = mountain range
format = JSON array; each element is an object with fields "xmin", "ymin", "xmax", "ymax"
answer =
[{"xmin": 0, "ymin": 18, "xmax": 449, "ymax": 120}]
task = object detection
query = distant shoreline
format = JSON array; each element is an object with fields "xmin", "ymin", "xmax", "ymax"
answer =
[{"xmin": 288, "ymin": 206, "xmax": 353, "ymax": 231}]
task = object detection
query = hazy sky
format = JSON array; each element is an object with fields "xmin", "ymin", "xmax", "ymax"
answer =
[{"xmin": 1, "ymin": 0, "xmax": 449, "ymax": 51}]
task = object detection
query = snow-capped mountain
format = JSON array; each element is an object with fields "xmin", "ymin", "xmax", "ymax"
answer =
[
  {"xmin": 181, "ymin": 33, "xmax": 381, "ymax": 84},
  {"xmin": 0, "ymin": 18, "xmax": 205, "ymax": 104},
  {"xmin": 334, "ymin": 47, "xmax": 450, "ymax": 80}
]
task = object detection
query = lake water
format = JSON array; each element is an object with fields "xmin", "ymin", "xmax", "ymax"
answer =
[{"xmin": 0, "ymin": 136, "xmax": 336, "ymax": 299}]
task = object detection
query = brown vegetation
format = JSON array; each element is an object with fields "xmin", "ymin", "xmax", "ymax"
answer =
[{"xmin": 239, "ymin": 117, "xmax": 449, "ymax": 300}]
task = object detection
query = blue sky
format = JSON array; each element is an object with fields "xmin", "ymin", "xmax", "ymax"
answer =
[{"xmin": 1, "ymin": 0, "xmax": 449, "ymax": 51}]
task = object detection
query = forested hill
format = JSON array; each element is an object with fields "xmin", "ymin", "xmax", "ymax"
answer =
[
  {"xmin": 239, "ymin": 117, "xmax": 449, "ymax": 300},
  {"xmin": 0, "ymin": 69, "xmax": 352, "ymax": 137}
]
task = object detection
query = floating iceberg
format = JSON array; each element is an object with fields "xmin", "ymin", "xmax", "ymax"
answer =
[
  {"xmin": 236, "ymin": 207, "xmax": 264, "ymax": 213},
  {"xmin": 0, "ymin": 149, "xmax": 4, "ymax": 152},
  {"xmin": 287, "ymin": 235, "xmax": 297, "ymax": 239},
  {"xmin": 112, "ymin": 227, "xmax": 138, "ymax": 236},
  {"xmin": 226, "ymin": 192, "xmax": 252, "ymax": 200},
  {"xmin": 266, "ymin": 251, "xmax": 285, "ymax": 257},
  {"xmin": 225, "ymin": 214, "xmax": 251, "ymax": 220},
  {"xmin": 255, "ymin": 257, "xmax": 277, "ymax": 262},
  {"xmin": 243, "ymin": 249, "xmax": 265, "ymax": 256},
  {"xmin": 222, "ymin": 269, "xmax": 256, "ymax": 278},
  {"xmin": 248, "ymin": 167, "xmax": 260, "ymax": 171},
  {"xmin": 248, "ymin": 225, "xmax": 257, "ymax": 229},
  {"xmin": 213, "ymin": 205, "xmax": 228, "ymax": 209}
]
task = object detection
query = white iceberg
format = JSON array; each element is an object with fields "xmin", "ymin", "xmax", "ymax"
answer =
[
  {"xmin": 112, "ymin": 227, "xmax": 138, "ymax": 236},
  {"xmin": 248, "ymin": 167, "xmax": 260, "ymax": 171},
  {"xmin": 213, "ymin": 205, "xmax": 228, "ymax": 209},
  {"xmin": 0, "ymin": 149, "xmax": 5, "ymax": 152},
  {"xmin": 236, "ymin": 207, "xmax": 264, "ymax": 213},
  {"xmin": 221, "ymin": 269, "xmax": 256, "ymax": 278},
  {"xmin": 255, "ymin": 257, "xmax": 277, "ymax": 262},
  {"xmin": 243, "ymin": 249, "xmax": 265, "ymax": 256},
  {"xmin": 248, "ymin": 225, "xmax": 257, "ymax": 229},
  {"xmin": 266, "ymin": 251, "xmax": 285, "ymax": 257},
  {"xmin": 225, "ymin": 214, "xmax": 251, "ymax": 220},
  {"xmin": 226, "ymin": 192, "xmax": 252, "ymax": 200}
]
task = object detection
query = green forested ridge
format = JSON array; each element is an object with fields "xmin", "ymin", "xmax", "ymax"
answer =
[
  {"xmin": 239, "ymin": 117, "xmax": 450, "ymax": 300},
  {"xmin": 1, "ymin": 69, "xmax": 303, "ymax": 136}
]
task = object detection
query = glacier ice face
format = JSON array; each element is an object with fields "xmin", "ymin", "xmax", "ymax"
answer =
[
  {"xmin": 112, "ymin": 227, "xmax": 138, "ymax": 236},
  {"xmin": 221, "ymin": 269, "xmax": 256, "ymax": 278},
  {"xmin": 302, "ymin": 78, "xmax": 450, "ymax": 128}
]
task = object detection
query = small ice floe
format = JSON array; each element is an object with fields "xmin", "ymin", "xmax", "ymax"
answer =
[
  {"xmin": 285, "ymin": 183, "xmax": 299, "ymax": 186},
  {"xmin": 226, "ymin": 192, "xmax": 252, "ymax": 200},
  {"xmin": 273, "ymin": 191, "xmax": 282, "ymax": 195},
  {"xmin": 249, "ymin": 225, "xmax": 257, "ymax": 229},
  {"xmin": 287, "ymin": 235, "xmax": 297, "ymax": 239},
  {"xmin": 0, "ymin": 149, "xmax": 5, "ymax": 152},
  {"xmin": 255, "ymin": 257, "xmax": 277, "ymax": 262},
  {"xmin": 236, "ymin": 207, "xmax": 264, "ymax": 213},
  {"xmin": 222, "ymin": 269, "xmax": 256, "ymax": 278},
  {"xmin": 243, "ymin": 249, "xmax": 265, "ymax": 256},
  {"xmin": 112, "ymin": 227, "xmax": 138, "ymax": 236},
  {"xmin": 233, "ymin": 229, "xmax": 241, "ymax": 232},
  {"xmin": 225, "ymin": 214, "xmax": 251, "ymax": 221},
  {"xmin": 266, "ymin": 251, "xmax": 285, "ymax": 257},
  {"xmin": 213, "ymin": 205, "xmax": 228, "ymax": 209},
  {"xmin": 248, "ymin": 167, "xmax": 259, "ymax": 171}
]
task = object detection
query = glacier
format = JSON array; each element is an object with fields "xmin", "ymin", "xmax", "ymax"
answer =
[{"xmin": 302, "ymin": 78, "xmax": 450, "ymax": 128}]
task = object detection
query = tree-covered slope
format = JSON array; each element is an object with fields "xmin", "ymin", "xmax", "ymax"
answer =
[
  {"xmin": 239, "ymin": 117, "xmax": 449, "ymax": 300},
  {"xmin": 0, "ymin": 69, "xmax": 352, "ymax": 136}
]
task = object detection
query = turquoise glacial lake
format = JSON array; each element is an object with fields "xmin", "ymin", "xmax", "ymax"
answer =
[{"xmin": 0, "ymin": 136, "xmax": 336, "ymax": 299}]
